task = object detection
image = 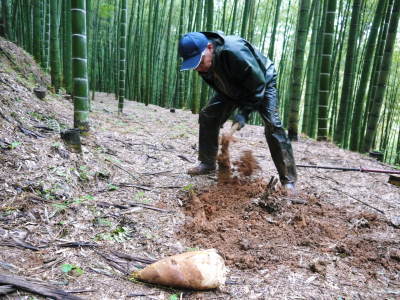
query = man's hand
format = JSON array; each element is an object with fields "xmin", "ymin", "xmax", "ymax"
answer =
[
  {"xmin": 233, "ymin": 105, "xmax": 253, "ymax": 130},
  {"xmin": 233, "ymin": 114, "xmax": 246, "ymax": 130}
]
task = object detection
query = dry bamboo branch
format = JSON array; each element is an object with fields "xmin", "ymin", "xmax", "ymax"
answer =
[{"xmin": 0, "ymin": 274, "xmax": 83, "ymax": 300}]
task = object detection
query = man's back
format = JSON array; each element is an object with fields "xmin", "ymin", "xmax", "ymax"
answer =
[{"xmin": 200, "ymin": 31, "xmax": 274, "ymax": 106}]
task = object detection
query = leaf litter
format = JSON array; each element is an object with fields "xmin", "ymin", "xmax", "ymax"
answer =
[{"xmin": 0, "ymin": 37, "xmax": 399, "ymax": 299}]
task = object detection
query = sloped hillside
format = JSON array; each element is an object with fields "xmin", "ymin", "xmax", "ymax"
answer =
[{"xmin": 0, "ymin": 38, "xmax": 399, "ymax": 299}]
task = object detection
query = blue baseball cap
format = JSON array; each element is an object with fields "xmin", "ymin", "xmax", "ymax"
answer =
[{"xmin": 178, "ymin": 32, "xmax": 208, "ymax": 71}]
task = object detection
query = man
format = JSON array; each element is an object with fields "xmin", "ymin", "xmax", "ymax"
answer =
[{"xmin": 178, "ymin": 31, "xmax": 297, "ymax": 191}]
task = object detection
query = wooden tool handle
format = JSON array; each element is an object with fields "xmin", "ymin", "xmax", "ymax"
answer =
[{"xmin": 228, "ymin": 123, "xmax": 240, "ymax": 136}]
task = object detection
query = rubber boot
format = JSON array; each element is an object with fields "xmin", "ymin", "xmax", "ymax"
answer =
[{"xmin": 187, "ymin": 162, "xmax": 216, "ymax": 176}]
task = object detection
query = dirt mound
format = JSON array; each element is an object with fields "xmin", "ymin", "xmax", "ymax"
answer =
[
  {"xmin": 178, "ymin": 182, "xmax": 399, "ymax": 273},
  {"xmin": 180, "ymin": 123, "xmax": 399, "ymax": 274}
]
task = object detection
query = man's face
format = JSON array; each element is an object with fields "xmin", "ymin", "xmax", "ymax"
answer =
[{"xmin": 195, "ymin": 44, "xmax": 213, "ymax": 73}]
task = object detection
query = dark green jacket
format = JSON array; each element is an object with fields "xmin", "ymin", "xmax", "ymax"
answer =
[{"xmin": 200, "ymin": 31, "xmax": 276, "ymax": 107}]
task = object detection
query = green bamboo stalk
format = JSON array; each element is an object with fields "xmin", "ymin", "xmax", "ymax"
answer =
[
  {"xmin": 50, "ymin": 0, "xmax": 61, "ymax": 92},
  {"xmin": 334, "ymin": 0, "xmax": 362, "ymax": 146},
  {"xmin": 42, "ymin": 0, "xmax": 50, "ymax": 70},
  {"xmin": 229, "ymin": 0, "xmax": 238, "ymax": 34},
  {"xmin": 118, "ymin": 0, "xmax": 127, "ymax": 113},
  {"xmin": 310, "ymin": 0, "xmax": 325, "ymax": 138},
  {"xmin": 362, "ymin": 0, "xmax": 391, "ymax": 138},
  {"xmin": 241, "ymin": 0, "xmax": 251, "ymax": 39},
  {"xmin": 89, "ymin": 0, "xmax": 101, "ymax": 100},
  {"xmin": 221, "ymin": 0, "xmax": 227, "ymax": 33},
  {"xmin": 152, "ymin": 0, "xmax": 167, "ymax": 105},
  {"xmin": 350, "ymin": 1, "xmax": 386, "ymax": 150},
  {"xmin": 362, "ymin": 0, "xmax": 400, "ymax": 152},
  {"xmin": 114, "ymin": 0, "xmax": 120, "ymax": 100},
  {"xmin": 303, "ymin": 0, "xmax": 321, "ymax": 136},
  {"xmin": 173, "ymin": 0, "xmax": 186, "ymax": 110},
  {"xmin": 33, "ymin": 0, "xmax": 42, "ymax": 64},
  {"xmin": 190, "ymin": 0, "xmax": 203, "ymax": 114},
  {"xmin": 288, "ymin": 0, "xmax": 311, "ymax": 141},
  {"xmin": 200, "ymin": 0, "xmax": 213, "ymax": 109},
  {"xmin": 278, "ymin": 0, "xmax": 295, "ymax": 124},
  {"xmin": 317, "ymin": 0, "xmax": 337, "ymax": 141},
  {"xmin": 126, "ymin": 0, "xmax": 138, "ymax": 100},
  {"xmin": 268, "ymin": 0, "xmax": 282, "ymax": 59},
  {"xmin": 247, "ymin": 0, "xmax": 256, "ymax": 43},
  {"xmin": 260, "ymin": 2, "xmax": 274, "ymax": 53},
  {"xmin": 277, "ymin": 0, "xmax": 293, "ymax": 110},
  {"xmin": 128, "ymin": 0, "xmax": 142, "ymax": 101},
  {"xmin": 160, "ymin": 0, "xmax": 175, "ymax": 108},
  {"xmin": 86, "ymin": 0, "xmax": 91, "ymax": 103},
  {"xmin": 328, "ymin": 0, "xmax": 350, "ymax": 138},
  {"xmin": 0, "ymin": 0, "xmax": 9, "ymax": 38},
  {"xmin": 71, "ymin": 0, "xmax": 89, "ymax": 132},
  {"xmin": 62, "ymin": 0, "xmax": 72, "ymax": 94}
]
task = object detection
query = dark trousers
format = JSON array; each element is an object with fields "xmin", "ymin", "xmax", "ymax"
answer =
[{"xmin": 198, "ymin": 79, "xmax": 297, "ymax": 184}]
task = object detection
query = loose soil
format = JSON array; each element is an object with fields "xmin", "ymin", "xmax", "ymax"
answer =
[
  {"xmin": 0, "ymin": 38, "xmax": 399, "ymax": 299},
  {"xmin": 179, "ymin": 179, "xmax": 398, "ymax": 273},
  {"xmin": 180, "ymin": 134, "xmax": 399, "ymax": 275}
]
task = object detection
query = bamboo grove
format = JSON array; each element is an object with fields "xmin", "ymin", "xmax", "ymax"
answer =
[{"xmin": 0, "ymin": 0, "xmax": 399, "ymax": 165}]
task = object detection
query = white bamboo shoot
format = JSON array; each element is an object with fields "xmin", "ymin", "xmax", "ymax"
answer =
[{"xmin": 133, "ymin": 249, "xmax": 227, "ymax": 290}]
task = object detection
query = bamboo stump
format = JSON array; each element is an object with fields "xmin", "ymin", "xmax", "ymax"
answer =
[
  {"xmin": 60, "ymin": 128, "xmax": 82, "ymax": 153},
  {"xmin": 369, "ymin": 151, "xmax": 384, "ymax": 162},
  {"xmin": 389, "ymin": 175, "xmax": 400, "ymax": 187},
  {"xmin": 33, "ymin": 87, "xmax": 47, "ymax": 100}
]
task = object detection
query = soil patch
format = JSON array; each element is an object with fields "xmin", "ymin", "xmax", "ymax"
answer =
[
  {"xmin": 1, "ymin": 37, "xmax": 400, "ymax": 298},
  {"xmin": 178, "ymin": 181, "xmax": 399, "ymax": 274},
  {"xmin": 179, "ymin": 134, "xmax": 399, "ymax": 273}
]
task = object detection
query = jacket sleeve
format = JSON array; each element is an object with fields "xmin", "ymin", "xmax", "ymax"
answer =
[{"xmin": 221, "ymin": 47, "xmax": 267, "ymax": 105}]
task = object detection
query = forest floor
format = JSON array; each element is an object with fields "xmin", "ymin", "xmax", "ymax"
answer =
[{"xmin": 0, "ymin": 38, "xmax": 399, "ymax": 300}]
